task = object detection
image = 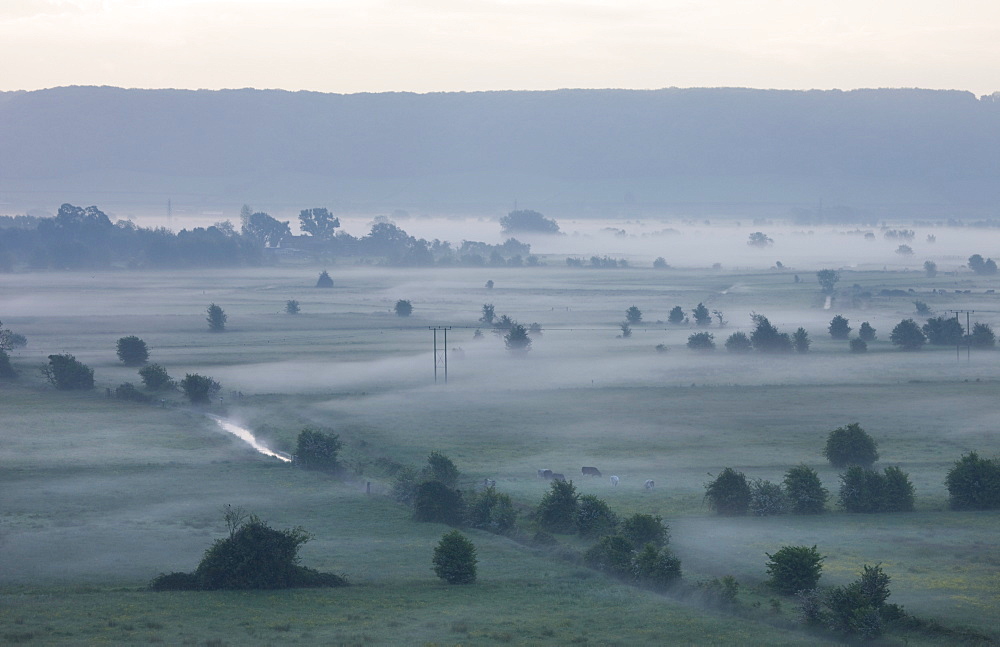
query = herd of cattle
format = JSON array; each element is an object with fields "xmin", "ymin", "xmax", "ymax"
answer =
[{"xmin": 534, "ymin": 467, "xmax": 654, "ymax": 490}]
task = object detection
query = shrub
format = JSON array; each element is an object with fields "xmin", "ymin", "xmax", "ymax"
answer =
[
  {"xmin": 504, "ymin": 323, "xmax": 531, "ymax": 354},
  {"xmin": 668, "ymin": 306, "xmax": 686, "ymax": 324},
  {"xmin": 825, "ymin": 582, "xmax": 883, "ymax": 638},
  {"xmin": 849, "ymin": 338, "xmax": 868, "ymax": 353},
  {"xmin": 206, "ymin": 303, "xmax": 227, "ymax": 331},
  {"xmin": 749, "ymin": 478, "xmax": 787, "ymax": 516},
  {"xmin": 42, "ymin": 353, "xmax": 94, "ymax": 390},
  {"xmin": 619, "ymin": 322, "xmax": 632, "ymax": 338},
  {"xmin": 838, "ymin": 466, "xmax": 914, "ymax": 513},
  {"xmin": 823, "ymin": 423, "xmax": 878, "ymax": 468},
  {"xmin": 692, "ymin": 302, "xmax": 711, "ymax": 326},
  {"xmin": 625, "ymin": 306, "xmax": 642, "ymax": 324},
  {"xmin": 945, "ymin": 452, "xmax": 1000, "ymax": 510},
  {"xmin": 149, "ymin": 571, "xmax": 202, "ymax": 591},
  {"xmin": 686, "ymin": 332, "xmax": 715, "ymax": 350},
  {"xmin": 294, "ymin": 428, "xmax": 342, "ymax": 472},
  {"xmin": 969, "ymin": 323, "xmax": 996, "ymax": 349},
  {"xmin": 705, "ymin": 467, "xmax": 751, "ymax": 516},
  {"xmin": 116, "ymin": 335, "xmax": 149, "ymax": 365},
  {"xmin": 765, "ymin": 545, "xmax": 823, "ymax": 595},
  {"xmin": 783, "ymin": 465, "xmax": 827, "ymax": 514},
  {"xmin": 315, "ymin": 270, "xmax": 334, "ymax": 287},
  {"xmin": 890, "ymin": 318, "xmax": 926, "ymax": 350},
  {"xmin": 632, "ymin": 543, "xmax": 682, "ymax": 590},
  {"xmin": 792, "ymin": 327, "xmax": 810, "ymax": 353},
  {"xmin": 0, "ymin": 350, "xmax": 16, "ymax": 379},
  {"xmin": 394, "ymin": 299, "xmax": 413, "ymax": 317},
  {"xmin": 433, "ymin": 530, "xmax": 477, "ymax": 584},
  {"xmin": 576, "ymin": 495, "xmax": 619, "ymax": 538},
  {"xmin": 749, "ymin": 313, "xmax": 792, "ymax": 353},
  {"xmin": 913, "ymin": 300, "xmax": 931, "ymax": 315},
  {"xmin": 423, "ymin": 451, "xmax": 459, "ymax": 487},
  {"xmin": 413, "ymin": 481, "xmax": 465, "ymax": 525},
  {"xmin": 858, "ymin": 563, "xmax": 891, "ymax": 609},
  {"xmin": 139, "ymin": 363, "xmax": 173, "ymax": 389},
  {"xmin": 881, "ymin": 466, "xmax": 915, "ymax": 512},
  {"xmin": 179, "ymin": 373, "xmax": 221, "ymax": 404},
  {"xmin": 858, "ymin": 321, "xmax": 876, "ymax": 342},
  {"xmin": 922, "ymin": 316, "xmax": 964, "ymax": 345},
  {"xmin": 828, "ymin": 315, "xmax": 851, "ymax": 340},
  {"xmin": 536, "ymin": 479, "xmax": 579, "ymax": 534},
  {"xmin": 583, "ymin": 535, "xmax": 633, "ymax": 577},
  {"xmin": 115, "ymin": 382, "xmax": 150, "ymax": 402},
  {"xmin": 390, "ymin": 466, "xmax": 420, "ymax": 506},
  {"xmin": 465, "ymin": 486, "xmax": 517, "ymax": 534},
  {"xmin": 619, "ymin": 513, "xmax": 668, "ymax": 549},
  {"xmin": 285, "ymin": 299, "xmax": 300, "ymax": 314},
  {"xmin": 724, "ymin": 332, "xmax": 753, "ymax": 353}
]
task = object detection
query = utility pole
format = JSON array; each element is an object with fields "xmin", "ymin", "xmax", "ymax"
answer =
[
  {"xmin": 946, "ymin": 310, "xmax": 973, "ymax": 363},
  {"xmin": 429, "ymin": 326, "xmax": 451, "ymax": 383}
]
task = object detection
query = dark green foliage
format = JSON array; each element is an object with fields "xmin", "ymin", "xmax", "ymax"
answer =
[
  {"xmin": 465, "ymin": 486, "xmax": 517, "ymax": 534},
  {"xmin": 968, "ymin": 253, "xmax": 998, "ymax": 275},
  {"xmin": 783, "ymin": 465, "xmax": 827, "ymax": 514},
  {"xmin": 480, "ymin": 303, "xmax": 495, "ymax": 324},
  {"xmin": 315, "ymin": 270, "xmax": 334, "ymax": 287},
  {"xmin": 816, "ymin": 269, "xmax": 840, "ymax": 294},
  {"xmin": 138, "ymin": 363, "xmax": 172, "ymax": 389},
  {"xmin": 705, "ymin": 467, "xmax": 751, "ymax": 516},
  {"xmin": 686, "ymin": 331, "xmax": 715, "ymax": 350},
  {"xmin": 692, "ymin": 302, "xmax": 711, "ymax": 326},
  {"xmin": 115, "ymin": 382, "xmax": 149, "ymax": 402},
  {"xmin": 504, "ymin": 323, "xmax": 531, "ymax": 354},
  {"xmin": 148, "ymin": 571, "xmax": 202, "ymax": 591},
  {"xmin": 583, "ymin": 534, "xmax": 634, "ymax": 577},
  {"xmin": 828, "ymin": 315, "xmax": 851, "ymax": 340},
  {"xmin": 765, "ymin": 545, "xmax": 823, "ymax": 595},
  {"xmin": 42, "ymin": 353, "xmax": 94, "ymax": 390},
  {"xmin": 890, "ymin": 318, "xmax": 926, "ymax": 350},
  {"xmin": 823, "ymin": 422, "xmax": 878, "ymax": 468},
  {"xmin": 390, "ymin": 466, "xmax": 421, "ymax": 506},
  {"xmin": 414, "ymin": 481, "xmax": 465, "ymax": 525},
  {"xmin": 206, "ymin": 303, "xmax": 227, "ymax": 331},
  {"xmin": 838, "ymin": 466, "xmax": 915, "ymax": 513},
  {"xmin": 749, "ymin": 314, "xmax": 792, "ymax": 353},
  {"xmin": 0, "ymin": 320, "xmax": 27, "ymax": 351},
  {"xmin": 913, "ymin": 300, "xmax": 931, "ymax": 315},
  {"xmin": 619, "ymin": 322, "xmax": 632, "ymax": 338},
  {"xmin": 945, "ymin": 452, "xmax": 1000, "ymax": 510},
  {"xmin": 849, "ymin": 338, "xmax": 867, "ymax": 353},
  {"xmin": 922, "ymin": 316, "xmax": 964, "ymax": 345},
  {"xmin": 792, "ymin": 327, "xmax": 810, "ymax": 353},
  {"xmin": 859, "ymin": 563, "xmax": 892, "ymax": 609},
  {"xmin": 724, "ymin": 332, "xmax": 752, "ymax": 353},
  {"xmin": 619, "ymin": 513, "xmax": 667, "ymax": 549},
  {"xmin": 179, "ymin": 373, "xmax": 220, "ymax": 404},
  {"xmin": 858, "ymin": 321, "xmax": 876, "ymax": 342},
  {"xmin": 536, "ymin": 479, "xmax": 579, "ymax": 534},
  {"xmin": 116, "ymin": 335, "xmax": 149, "ymax": 365},
  {"xmin": 298, "ymin": 207, "xmax": 340, "ymax": 240},
  {"xmin": 667, "ymin": 306, "xmax": 685, "ymax": 324},
  {"xmin": 576, "ymin": 495, "xmax": 619, "ymax": 538},
  {"xmin": 825, "ymin": 582, "xmax": 883, "ymax": 638},
  {"xmin": 432, "ymin": 530, "xmax": 477, "ymax": 584},
  {"xmin": 423, "ymin": 451, "xmax": 459, "ymax": 487},
  {"xmin": 653, "ymin": 256, "xmax": 669, "ymax": 269},
  {"xmin": 285, "ymin": 299, "xmax": 300, "ymax": 314},
  {"xmin": 0, "ymin": 350, "xmax": 15, "ymax": 379},
  {"xmin": 241, "ymin": 209, "xmax": 291, "ymax": 248},
  {"xmin": 632, "ymin": 543, "xmax": 682, "ymax": 590},
  {"xmin": 294, "ymin": 428, "xmax": 342, "ymax": 472},
  {"xmin": 625, "ymin": 306, "xmax": 642, "ymax": 324},
  {"xmin": 500, "ymin": 209, "xmax": 559, "ymax": 234},
  {"xmin": 749, "ymin": 478, "xmax": 787, "ymax": 516},
  {"xmin": 747, "ymin": 231, "xmax": 773, "ymax": 247},
  {"xmin": 923, "ymin": 260, "xmax": 937, "ymax": 277},
  {"xmin": 970, "ymin": 323, "xmax": 996, "ymax": 349},
  {"xmin": 394, "ymin": 299, "xmax": 413, "ymax": 317}
]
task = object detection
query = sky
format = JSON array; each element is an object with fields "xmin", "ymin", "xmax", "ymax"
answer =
[{"xmin": 1, "ymin": 0, "xmax": 998, "ymax": 95}]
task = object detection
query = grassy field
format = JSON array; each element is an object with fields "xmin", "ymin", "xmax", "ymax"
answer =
[{"xmin": 2, "ymin": 260, "xmax": 999, "ymax": 645}]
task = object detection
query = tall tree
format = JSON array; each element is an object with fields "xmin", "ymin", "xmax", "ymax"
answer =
[
  {"xmin": 297, "ymin": 207, "xmax": 340, "ymax": 240},
  {"xmin": 241, "ymin": 210, "xmax": 291, "ymax": 248},
  {"xmin": 816, "ymin": 269, "xmax": 840, "ymax": 294}
]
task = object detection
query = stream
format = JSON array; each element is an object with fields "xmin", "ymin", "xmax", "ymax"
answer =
[{"xmin": 209, "ymin": 416, "xmax": 292, "ymax": 462}]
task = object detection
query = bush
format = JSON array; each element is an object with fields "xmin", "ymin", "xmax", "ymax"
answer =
[
  {"xmin": 945, "ymin": 452, "xmax": 1000, "ymax": 510},
  {"xmin": 749, "ymin": 478, "xmax": 787, "ymax": 516},
  {"xmin": 625, "ymin": 306, "xmax": 642, "ymax": 324},
  {"xmin": 179, "ymin": 373, "xmax": 221, "ymax": 404},
  {"xmin": 115, "ymin": 382, "xmax": 150, "ymax": 402},
  {"xmin": 849, "ymin": 338, "xmax": 868, "ymax": 353},
  {"xmin": 969, "ymin": 323, "xmax": 996, "ymax": 349},
  {"xmin": 825, "ymin": 582, "xmax": 883, "ymax": 638},
  {"xmin": 576, "ymin": 495, "xmax": 619, "ymax": 538},
  {"xmin": 692, "ymin": 302, "xmax": 711, "ymax": 326},
  {"xmin": 823, "ymin": 422, "xmax": 878, "ymax": 468},
  {"xmin": 765, "ymin": 545, "xmax": 823, "ymax": 595},
  {"xmin": 294, "ymin": 428, "xmax": 342, "ymax": 472},
  {"xmin": 828, "ymin": 315, "xmax": 851, "ymax": 340},
  {"xmin": 749, "ymin": 314, "xmax": 792, "ymax": 353},
  {"xmin": 882, "ymin": 466, "xmax": 915, "ymax": 512},
  {"xmin": 724, "ymin": 332, "xmax": 753, "ymax": 353},
  {"xmin": 42, "ymin": 353, "xmax": 94, "ymax": 390},
  {"xmin": 315, "ymin": 270, "xmax": 334, "ymax": 288},
  {"xmin": 536, "ymin": 479, "xmax": 579, "ymax": 534},
  {"xmin": 413, "ymin": 481, "xmax": 465, "ymax": 525},
  {"xmin": 632, "ymin": 543, "xmax": 682, "ymax": 590},
  {"xmin": 668, "ymin": 306, "xmax": 685, "ymax": 324},
  {"xmin": 139, "ymin": 363, "xmax": 173, "ymax": 389},
  {"xmin": 838, "ymin": 466, "xmax": 914, "ymax": 513},
  {"xmin": 149, "ymin": 571, "xmax": 202, "ymax": 591},
  {"xmin": 792, "ymin": 328, "xmax": 810, "ymax": 353},
  {"xmin": 783, "ymin": 465, "xmax": 827, "ymax": 514},
  {"xmin": 116, "ymin": 335, "xmax": 149, "ymax": 365},
  {"xmin": 423, "ymin": 451, "xmax": 459, "ymax": 487},
  {"xmin": 394, "ymin": 299, "xmax": 413, "ymax": 317},
  {"xmin": 432, "ymin": 530, "xmax": 477, "ymax": 584},
  {"xmin": 619, "ymin": 513, "xmax": 668, "ymax": 549},
  {"xmin": 465, "ymin": 486, "xmax": 517, "ymax": 534},
  {"xmin": 0, "ymin": 350, "xmax": 16, "ymax": 379},
  {"xmin": 686, "ymin": 332, "xmax": 715, "ymax": 350},
  {"xmin": 858, "ymin": 321, "xmax": 876, "ymax": 342},
  {"xmin": 922, "ymin": 316, "xmax": 964, "ymax": 345},
  {"xmin": 705, "ymin": 467, "xmax": 751, "ymax": 516},
  {"xmin": 583, "ymin": 534, "xmax": 633, "ymax": 577},
  {"xmin": 890, "ymin": 318, "xmax": 926, "ymax": 350},
  {"xmin": 206, "ymin": 303, "xmax": 227, "ymax": 331},
  {"xmin": 285, "ymin": 299, "xmax": 300, "ymax": 314},
  {"xmin": 390, "ymin": 466, "xmax": 420, "ymax": 506},
  {"xmin": 504, "ymin": 323, "xmax": 531, "ymax": 354}
]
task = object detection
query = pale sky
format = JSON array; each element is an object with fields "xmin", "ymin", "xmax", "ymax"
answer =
[{"xmin": 2, "ymin": 0, "xmax": 998, "ymax": 95}]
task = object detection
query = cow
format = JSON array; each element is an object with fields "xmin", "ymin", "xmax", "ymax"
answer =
[
  {"xmin": 550, "ymin": 473, "xmax": 567, "ymax": 482},
  {"xmin": 644, "ymin": 479, "xmax": 655, "ymax": 490},
  {"xmin": 582, "ymin": 466, "xmax": 602, "ymax": 477},
  {"xmin": 538, "ymin": 469, "xmax": 553, "ymax": 479},
  {"xmin": 610, "ymin": 475, "xmax": 620, "ymax": 487}
]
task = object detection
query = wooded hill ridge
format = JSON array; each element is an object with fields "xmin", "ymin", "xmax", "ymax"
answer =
[{"xmin": 2, "ymin": 86, "xmax": 998, "ymax": 216}]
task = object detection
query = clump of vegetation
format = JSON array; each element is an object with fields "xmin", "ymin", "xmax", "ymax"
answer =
[
  {"xmin": 294, "ymin": 428, "xmax": 342, "ymax": 472},
  {"xmin": 139, "ymin": 363, "xmax": 173, "ymax": 389},
  {"xmin": 206, "ymin": 303, "xmax": 227, "ymax": 331},
  {"xmin": 792, "ymin": 328, "xmax": 810, "ymax": 353},
  {"xmin": 783, "ymin": 465, "xmax": 827, "ymax": 514},
  {"xmin": 838, "ymin": 465, "xmax": 915, "ymax": 513},
  {"xmin": 584, "ymin": 534, "xmax": 682, "ymax": 590},
  {"xmin": 858, "ymin": 321, "xmax": 876, "ymax": 342},
  {"xmin": 116, "ymin": 335, "xmax": 149, "ymax": 365},
  {"xmin": 816, "ymin": 269, "xmax": 840, "ymax": 294},
  {"xmin": 668, "ymin": 306, "xmax": 686, "ymax": 325},
  {"xmin": 968, "ymin": 253, "xmax": 998, "ymax": 275},
  {"xmin": 42, "ymin": 353, "xmax": 94, "ymax": 390},
  {"xmin": 849, "ymin": 338, "xmax": 868, "ymax": 353},
  {"xmin": 315, "ymin": 270, "xmax": 334, "ymax": 287},
  {"xmin": 923, "ymin": 316, "xmax": 964, "ymax": 345},
  {"xmin": 0, "ymin": 350, "xmax": 16, "ymax": 379},
  {"xmin": 749, "ymin": 478, "xmax": 787, "ymax": 516},
  {"xmin": 804, "ymin": 563, "xmax": 899, "ymax": 639},
  {"xmin": 705, "ymin": 467, "xmax": 751, "ymax": 516},
  {"xmin": 619, "ymin": 322, "xmax": 632, "ymax": 338},
  {"xmin": 890, "ymin": 318, "xmax": 926, "ymax": 350},
  {"xmin": 0, "ymin": 320, "xmax": 27, "ymax": 352},
  {"xmin": 747, "ymin": 231, "xmax": 773, "ymax": 247},
  {"xmin": 619, "ymin": 513, "xmax": 668, "ymax": 549},
  {"xmin": 423, "ymin": 451, "xmax": 459, "ymax": 487},
  {"xmin": 394, "ymin": 299, "xmax": 413, "ymax": 317},
  {"xmin": 414, "ymin": 481, "xmax": 465, "ymax": 525},
  {"xmin": 724, "ymin": 332, "xmax": 752, "ymax": 353},
  {"xmin": 500, "ymin": 209, "xmax": 559, "ymax": 234},
  {"xmin": 150, "ymin": 508, "xmax": 346, "ymax": 591},
  {"xmin": 536, "ymin": 479, "xmax": 579, "ymax": 534},
  {"xmin": 465, "ymin": 486, "xmax": 517, "ymax": 534},
  {"xmin": 969, "ymin": 323, "xmax": 996, "ymax": 349},
  {"xmin": 433, "ymin": 530, "xmax": 477, "ymax": 584},
  {"xmin": 576, "ymin": 495, "xmax": 619, "ymax": 538},
  {"xmin": 504, "ymin": 323, "xmax": 531, "ymax": 354},
  {"xmin": 828, "ymin": 315, "xmax": 851, "ymax": 340},
  {"xmin": 179, "ymin": 373, "xmax": 220, "ymax": 404},
  {"xmin": 692, "ymin": 303, "xmax": 711, "ymax": 326},
  {"xmin": 625, "ymin": 306, "xmax": 642, "ymax": 324},
  {"xmin": 749, "ymin": 313, "xmax": 792, "ymax": 353},
  {"xmin": 766, "ymin": 545, "xmax": 823, "ymax": 595},
  {"xmin": 115, "ymin": 382, "xmax": 150, "ymax": 402},
  {"xmin": 285, "ymin": 299, "xmax": 300, "ymax": 314},
  {"xmin": 823, "ymin": 423, "xmax": 878, "ymax": 468},
  {"xmin": 945, "ymin": 452, "xmax": 1000, "ymax": 510},
  {"xmin": 687, "ymin": 332, "xmax": 715, "ymax": 350}
]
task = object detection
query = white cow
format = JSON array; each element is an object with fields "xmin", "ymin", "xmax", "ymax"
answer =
[
  {"xmin": 610, "ymin": 475, "xmax": 620, "ymax": 487},
  {"xmin": 644, "ymin": 479, "xmax": 655, "ymax": 491}
]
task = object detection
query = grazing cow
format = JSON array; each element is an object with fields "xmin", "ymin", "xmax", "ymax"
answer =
[
  {"xmin": 644, "ymin": 479, "xmax": 655, "ymax": 491},
  {"xmin": 582, "ymin": 466, "xmax": 602, "ymax": 477},
  {"xmin": 550, "ymin": 473, "xmax": 567, "ymax": 482},
  {"xmin": 610, "ymin": 475, "xmax": 620, "ymax": 487},
  {"xmin": 483, "ymin": 478, "xmax": 496, "ymax": 488},
  {"xmin": 538, "ymin": 469, "xmax": 553, "ymax": 479}
]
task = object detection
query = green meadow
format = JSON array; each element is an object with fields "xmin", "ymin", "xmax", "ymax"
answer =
[{"xmin": 2, "ymin": 258, "xmax": 999, "ymax": 645}]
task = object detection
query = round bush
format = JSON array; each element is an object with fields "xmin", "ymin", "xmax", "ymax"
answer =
[
  {"xmin": 945, "ymin": 452, "xmax": 1000, "ymax": 510},
  {"xmin": 433, "ymin": 530, "xmax": 477, "ymax": 584},
  {"xmin": 765, "ymin": 545, "xmax": 823, "ymax": 595},
  {"xmin": 823, "ymin": 423, "xmax": 878, "ymax": 468},
  {"xmin": 705, "ymin": 467, "xmax": 751, "ymax": 516}
]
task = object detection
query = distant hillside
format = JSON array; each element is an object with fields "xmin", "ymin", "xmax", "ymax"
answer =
[{"xmin": 1, "ymin": 86, "xmax": 998, "ymax": 218}]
